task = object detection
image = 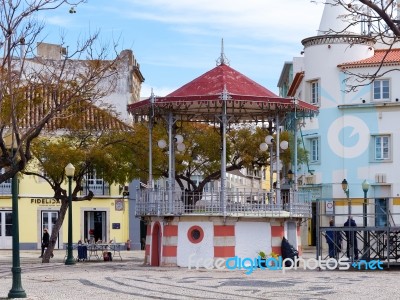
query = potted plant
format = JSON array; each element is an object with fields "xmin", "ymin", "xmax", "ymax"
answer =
[
  {"xmin": 257, "ymin": 251, "xmax": 279, "ymax": 268},
  {"xmin": 257, "ymin": 251, "xmax": 267, "ymax": 268}
]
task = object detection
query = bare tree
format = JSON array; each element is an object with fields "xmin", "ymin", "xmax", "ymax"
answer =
[
  {"xmin": 317, "ymin": 1, "xmax": 400, "ymax": 90},
  {"xmin": 0, "ymin": 0, "xmax": 121, "ymax": 182}
]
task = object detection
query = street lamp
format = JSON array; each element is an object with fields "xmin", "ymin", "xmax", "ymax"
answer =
[
  {"xmin": 158, "ymin": 134, "xmax": 185, "ymax": 213},
  {"xmin": 288, "ymin": 170, "xmax": 294, "ymax": 184},
  {"xmin": 5, "ymin": 131, "xmax": 26, "ymax": 298},
  {"xmin": 260, "ymin": 136, "xmax": 288, "ymax": 191},
  {"xmin": 65, "ymin": 163, "xmax": 76, "ymax": 265},
  {"xmin": 342, "ymin": 178, "xmax": 350, "ymax": 215},
  {"xmin": 362, "ymin": 179, "xmax": 370, "ymax": 260}
]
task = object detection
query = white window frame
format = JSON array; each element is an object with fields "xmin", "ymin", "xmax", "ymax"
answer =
[
  {"xmin": 374, "ymin": 135, "xmax": 391, "ymax": 161},
  {"xmin": 84, "ymin": 170, "xmax": 109, "ymax": 196},
  {"xmin": 308, "ymin": 137, "xmax": 320, "ymax": 164},
  {"xmin": 373, "ymin": 79, "xmax": 390, "ymax": 101},
  {"xmin": 309, "ymin": 79, "xmax": 320, "ymax": 105}
]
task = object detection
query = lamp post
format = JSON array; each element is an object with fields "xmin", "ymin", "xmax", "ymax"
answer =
[
  {"xmin": 5, "ymin": 131, "xmax": 26, "ymax": 298},
  {"xmin": 158, "ymin": 134, "xmax": 185, "ymax": 213},
  {"xmin": 65, "ymin": 163, "xmax": 76, "ymax": 265},
  {"xmin": 260, "ymin": 135, "xmax": 289, "ymax": 205},
  {"xmin": 341, "ymin": 178, "xmax": 350, "ymax": 216},
  {"xmin": 362, "ymin": 179, "xmax": 370, "ymax": 260}
]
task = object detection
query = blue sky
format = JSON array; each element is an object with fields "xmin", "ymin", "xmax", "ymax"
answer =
[{"xmin": 40, "ymin": 0, "xmax": 324, "ymax": 98}]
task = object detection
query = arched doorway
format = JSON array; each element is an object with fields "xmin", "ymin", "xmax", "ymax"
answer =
[{"xmin": 151, "ymin": 222, "xmax": 161, "ymax": 266}]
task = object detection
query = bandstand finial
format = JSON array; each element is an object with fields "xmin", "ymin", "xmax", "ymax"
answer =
[{"xmin": 216, "ymin": 38, "xmax": 230, "ymax": 66}]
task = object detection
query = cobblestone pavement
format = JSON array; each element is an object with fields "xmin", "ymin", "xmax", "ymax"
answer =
[{"xmin": 0, "ymin": 249, "xmax": 399, "ymax": 300}]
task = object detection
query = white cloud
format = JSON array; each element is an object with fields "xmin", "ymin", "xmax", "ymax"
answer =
[{"xmin": 117, "ymin": 0, "xmax": 324, "ymax": 42}]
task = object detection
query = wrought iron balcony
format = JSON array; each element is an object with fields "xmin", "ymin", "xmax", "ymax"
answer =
[
  {"xmin": 0, "ymin": 180, "xmax": 11, "ymax": 195},
  {"xmin": 135, "ymin": 188, "xmax": 312, "ymax": 218}
]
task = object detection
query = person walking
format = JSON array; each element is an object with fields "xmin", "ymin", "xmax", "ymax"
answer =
[{"xmin": 39, "ymin": 228, "xmax": 53, "ymax": 258}]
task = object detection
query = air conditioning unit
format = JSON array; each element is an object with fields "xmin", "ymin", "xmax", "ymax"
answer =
[
  {"xmin": 305, "ymin": 175, "xmax": 316, "ymax": 185},
  {"xmin": 375, "ymin": 173, "xmax": 387, "ymax": 183}
]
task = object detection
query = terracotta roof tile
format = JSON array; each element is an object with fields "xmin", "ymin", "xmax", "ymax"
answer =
[
  {"xmin": 17, "ymin": 86, "xmax": 131, "ymax": 132},
  {"xmin": 338, "ymin": 49, "xmax": 400, "ymax": 68}
]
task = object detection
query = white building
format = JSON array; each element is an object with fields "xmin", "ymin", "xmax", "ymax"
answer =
[{"xmin": 278, "ymin": 2, "xmax": 400, "ymax": 249}]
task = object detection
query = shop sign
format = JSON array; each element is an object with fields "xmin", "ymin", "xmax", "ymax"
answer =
[{"xmin": 30, "ymin": 198, "xmax": 61, "ymax": 205}]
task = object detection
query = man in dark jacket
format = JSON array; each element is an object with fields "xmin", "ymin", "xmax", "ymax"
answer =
[
  {"xmin": 326, "ymin": 219, "xmax": 342, "ymax": 258},
  {"xmin": 344, "ymin": 216, "xmax": 358, "ymax": 260},
  {"xmin": 39, "ymin": 228, "xmax": 50, "ymax": 258}
]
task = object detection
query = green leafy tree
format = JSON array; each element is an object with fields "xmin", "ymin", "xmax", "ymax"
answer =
[
  {"xmin": 132, "ymin": 122, "xmax": 305, "ymax": 205},
  {"xmin": 25, "ymin": 128, "xmax": 138, "ymax": 263}
]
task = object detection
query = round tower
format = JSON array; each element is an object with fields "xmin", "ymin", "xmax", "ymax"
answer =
[{"xmin": 301, "ymin": 1, "xmax": 375, "ymax": 107}]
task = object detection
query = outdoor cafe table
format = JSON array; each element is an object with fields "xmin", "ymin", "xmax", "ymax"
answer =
[
  {"xmin": 63, "ymin": 243, "xmax": 124, "ymax": 261},
  {"xmin": 87, "ymin": 243, "xmax": 124, "ymax": 261}
]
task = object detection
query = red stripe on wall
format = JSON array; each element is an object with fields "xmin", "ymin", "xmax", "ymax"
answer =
[
  {"xmin": 163, "ymin": 245, "xmax": 177, "ymax": 257},
  {"xmin": 214, "ymin": 225, "xmax": 235, "ymax": 236},
  {"xmin": 271, "ymin": 246, "xmax": 282, "ymax": 256},
  {"xmin": 214, "ymin": 246, "xmax": 235, "ymax": 257},
  {"xmin": 164, "ymin": 225, "xmax": 178, "ymax": 237},
  {"xmin": 271, "ymin": 226, "xmax": 284, "ymax": 238}
]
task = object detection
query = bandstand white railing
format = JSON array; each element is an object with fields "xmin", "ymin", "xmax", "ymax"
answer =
[{"xmin": 135, "ymin": 188, "xmax": 312, "ymax": 218}]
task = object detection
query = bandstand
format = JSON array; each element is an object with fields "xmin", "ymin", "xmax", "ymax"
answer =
[{"xmin": 128, "ymin": 50, "xmax": 318, "ymax": 267}]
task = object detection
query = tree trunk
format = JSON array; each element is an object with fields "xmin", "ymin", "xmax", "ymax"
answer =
[{"xmin": 42, "ymin": 198, "xmax": 68, "ymax": 263}]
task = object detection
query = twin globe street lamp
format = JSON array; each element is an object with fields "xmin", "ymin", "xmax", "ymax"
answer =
[
  {"xmin": 260, "ymin": 135, "xmax": 289, "ymax": 192},
  {"xmin": 65, "ymin": 163, "xmax": 76, "ymax": 265},
  {"xmin": 4, "ymin": 131, "xmax": 26, "ymax": 298},
  {"xmin": 158, "ymin": 134, "xmax": 185, "ymax": 213},
  {"xmin": 342, "ymin": 178, "xmax": 371, "ymax": 260}
]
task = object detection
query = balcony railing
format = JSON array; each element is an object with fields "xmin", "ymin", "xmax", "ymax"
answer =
[
  {"xmin": 135, "ymin": 188, "xmax": 312, "ymax": 218},
  {"xmin": 82, "ymin": 184, "xmax": 110, "ymax": 196},
  {"xmin": 0, "ymin": 180, "xmax": 11, "ymax": 195}
]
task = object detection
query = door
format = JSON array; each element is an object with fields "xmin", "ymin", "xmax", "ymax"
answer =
[
  {"xmin": 375, "ymin": 198, "xmax": 388, "ymax": 227},
  {"xmin": 84, "ymin": 211, "xmax": 107, "ymax": 242},
  {"xmin": 151, "ymin": 222, "xmax": 161, "ymax": 266},
  {"xmin": 0, "ymin": 210, "xmax": 12, "ymax": 249},
  {"xmin": 41, "ymin": 211, "xmax": 59, "ymax": 249},
  {"xmin": 287, "ymin": 221, "xmax": 297, "ymax": 248}
]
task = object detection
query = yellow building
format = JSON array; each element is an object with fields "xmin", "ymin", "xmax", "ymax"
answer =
[{"xmin": 0, "ymin": 174, "xmax": 129, "ymax": 250}]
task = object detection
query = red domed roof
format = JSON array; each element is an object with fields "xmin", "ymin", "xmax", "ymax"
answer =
[
  {"xmin": 167, "ymin": 63, "xmax": 277, "ymax": 98},
  {"xmin": 128, "ymin": 61, "xmax": 317, "ymax": 122}
]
